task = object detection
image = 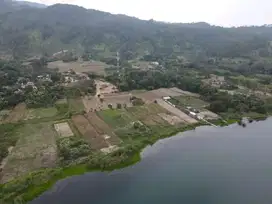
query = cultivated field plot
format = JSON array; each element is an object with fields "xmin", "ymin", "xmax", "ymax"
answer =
[
  {"xmin": 156, "ymin": 99, "xmax": 198, "ymax": 124},
  {"xmin": 126, "ymin": 104, "xmax": 172, "ymax": 126},
  {"xmin": 101, "ymin": 93, "xmax": 133, "ymax": 109},
  {"xmin": 54, "ymin": 122, "xmax": 74, "ymax": 138},
  {"xmin": 3, "ymin": 103, "xmax": 27, "ymax": 123},
  {"xmin": 158, "ymin": 113, "xmax": 184, "ymax": 125},
  {"xmin": 171, "ymin": 95, "xmax": 209, "ymax": 110},
  {"xmin": 1, "ymin": 122, "xmax": 57, "ymax": 183},
  {"xmin": 97, "ymin": 109, "xmax": 135, "ymax": 129},
  {"xmin": 48, "ymin": 60, "xmax": 107, "ymax": 75},
  {"xmin": 25, "ymin": 107, "xmax": 58, "ymax": 120},
  {"xmin": 86, "ymin": 112, "xmax": 120, "ymax": 145},
  {"xmin": 71, "ymin": 115, "xmax": 108, "ymax": 149}
]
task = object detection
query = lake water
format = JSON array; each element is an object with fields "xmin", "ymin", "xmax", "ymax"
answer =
[{"xmin": 32, "ymin": 118, "xmax": 272, "ymax": 204}]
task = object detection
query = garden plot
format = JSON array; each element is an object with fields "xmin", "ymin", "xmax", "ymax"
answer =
[
  {"xmin": 158, "ymin": 113, "xmax": 184, "ymax": 125},
  {"xmin": 156, "ymin": 99, "xmax": 198, "ymax": 124},
  {"xmin": 1, "ymin": 122, "xmax": 57, "ymax": 183},
  {"xmin": 54, "ymin": 122, "xmax": 74, "ymax": 138},
  {"xmin": 97, "ymin": 109, "xmax": 135, "ymax": 129},
  {"xmin": 72, "ymin": 115, "xmax": 108, "ymax": 150},
  {"xmin": 85, "ymin": 112, "xmax": 120, "ymax": 145}
]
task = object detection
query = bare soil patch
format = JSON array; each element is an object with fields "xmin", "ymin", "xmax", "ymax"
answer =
[
  {"xmin": 1, "ymin": 123, "xmax": 57, "ymax": 183},
  {"xmin": 54, "ymin": 122, "xmax": 74, "ymax": 138},
  {"xmin": 3, "ymin": 103, "xmax": 27, "ymax": 123},
  {"xmin": 72, "ymin": 115, "xmax": 108, "ymax": 150}
]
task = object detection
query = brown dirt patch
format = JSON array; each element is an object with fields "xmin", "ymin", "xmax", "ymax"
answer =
[
  {"xmin": 54, "ymin": 122, "xmax": 74, "ymax": 138},
  {"xmin": 3, "ymin": 103, "xmax": 27, "ymax": 123},
  {"xmin": 72, "ymin": 115, "xmax": 108, "ymax": 150}
]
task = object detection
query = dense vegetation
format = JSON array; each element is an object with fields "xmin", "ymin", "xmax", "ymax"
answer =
[{"xmin": 1, "ymin": 0, "xmax": 272, "ymax": 62}]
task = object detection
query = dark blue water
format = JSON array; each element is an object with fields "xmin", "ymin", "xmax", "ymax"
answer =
[{"xmin": 32, "ymin": 118, "xmax": 272, "ymax": 204}]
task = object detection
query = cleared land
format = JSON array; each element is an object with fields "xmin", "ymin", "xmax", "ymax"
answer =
[
  {"xmin": 85, "ymin": 112, "xmax": 120, "ymax": 145},
  {"xmin": 72, "ymin": 115, "xmax": 108, "ymax": 149},
  {"xmin": 1, "ymin": 122, "xmax": 58, "ymax": 183},
  {"xmin": 156, "ymin": 99, "xmax": 198, "ymax": 124},
  {"xmin": 3, "ymin": 103, "xmax": 27, "ymax": 123},
  {"xmin": 48, "ymin": 60, "xmax": 108, "ymax": 75},
  {"xmin": 95, "ymin": 80, "xmax": 118, "ymax": 96},
  {"xmin": 54, "ymin": 122, "xmax": 74, "ymax": 138}
]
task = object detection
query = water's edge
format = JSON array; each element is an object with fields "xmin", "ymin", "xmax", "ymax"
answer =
[{"xmin": 0, "ymin": 118, "xmax": 247, "ymax": 203}]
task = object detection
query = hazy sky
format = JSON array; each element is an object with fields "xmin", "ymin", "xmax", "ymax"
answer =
[{"xmin": 25, "ymin": 0, "xmax": 271, "ymax": 27}]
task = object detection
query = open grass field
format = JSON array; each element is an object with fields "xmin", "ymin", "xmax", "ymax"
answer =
[
  {"xmin": 97, "ymin": 109, "xmax": 135, "ymax": 129},
  {"xmin": 1, "ymin": 122, "xmax": 58, "ymax": 183},
  {"xmin": 85, "ymin": 112, "xmax": 120, "ymax": 145},
  {"xmin": 71, "ymin": 115, "xmax": 108, "ymax": 150},
  {"xmin": 25, "ymin": 107, "xmax": 58, "ymax": 120},
  {"xmin": 170, "ymin": 95, "xmax": 209, "ymax": 109},
  {"xmin": 48, "ymin": 60, "xmax": 107, "ymax": 75}
]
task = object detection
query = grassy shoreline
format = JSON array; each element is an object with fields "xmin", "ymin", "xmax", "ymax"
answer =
[
  {"xmin": 0, "ymin": 123, "xmax": 201, "ymax": 203},
  {"xmin": 1, "ymin": 116, "xmax": 269, "ymax": 203}
]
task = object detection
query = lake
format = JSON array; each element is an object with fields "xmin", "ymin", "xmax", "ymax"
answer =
[{"xmin": 32, "ymin": 118, "xmax": 272, "ymax": 204}]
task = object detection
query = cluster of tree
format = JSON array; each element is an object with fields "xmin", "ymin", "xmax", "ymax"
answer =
[
  {"xmin": 25, "ymin": 84, "xmax": 64, "ymax": 108},
  {"xmin": 57, "ymin": 137, "xmax": 91, "ymax": 164}
]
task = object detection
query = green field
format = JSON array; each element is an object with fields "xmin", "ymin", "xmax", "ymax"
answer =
[
  {"xmin": 68, "ymin": 98, "xmax": 85, "ymax": 114},
  {"xmin": 97, "ymin": 109, "xmax": 135, "ymax": 128},
  {"xmin": 26, "ymin": 107, "xmax": 58, "ymax": 119},
  {"xmin": 170, "ymin": 96, "xmax": 209, "ymax": 110}
]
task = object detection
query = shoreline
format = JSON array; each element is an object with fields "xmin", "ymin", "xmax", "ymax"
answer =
[{"xmin": 0, "ymin": 117, "xmax": 265, "ymax": 203}]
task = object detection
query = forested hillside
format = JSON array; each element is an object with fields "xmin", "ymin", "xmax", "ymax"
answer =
[{"xmin": 0, "ymin": 0, "xmax": 272, "ymax": 60}]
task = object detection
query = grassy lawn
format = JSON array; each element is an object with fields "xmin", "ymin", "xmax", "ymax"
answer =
[{"xmin": 97, "ymin": 109, "xmax": 135, "ymax": 128}]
